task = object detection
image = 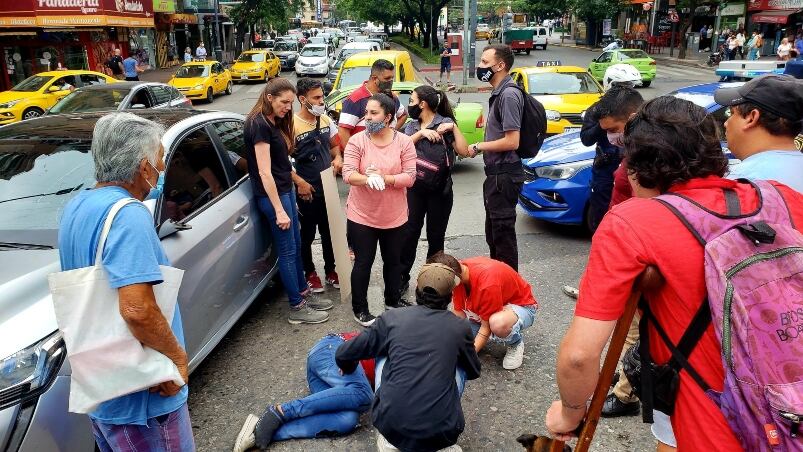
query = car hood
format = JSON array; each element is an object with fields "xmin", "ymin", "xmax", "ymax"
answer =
[
  {"xmin": 170, "ymin": 77, "xmax": 206, "ymax": 88},
  {"xmin": 275, "ymin": 51, "xmax": 298, "ymax": 57},
  {"xmin": 523, "ymin": 131, "xmax": 595, "ymax": 167},
  {"xmin": 0, "ymin": 250, "xmax": 60, "ymax": 359},
  {"xmin": 0, "ymin": 90, "xmax": 32, "ymax": 104},
  {"xmin": 232, "ymin": 62, "xmax": 261, "ymax": 71},
  {"xmin": 533, "ymin": 93, "xmax": 601, "ymax": 113}
]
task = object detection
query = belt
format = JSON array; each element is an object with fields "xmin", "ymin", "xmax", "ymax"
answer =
[{"xmin": 484, "ymin": 162, "xmax": 523, "ymax": 175}]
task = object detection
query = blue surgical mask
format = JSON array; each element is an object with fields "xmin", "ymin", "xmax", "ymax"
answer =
[
  {"xmin": 145, "ymin": 162, "xmax": 165, "ymax": 201},
  {"xmin": 365, "ymin": 119, "xmax": 386, "ymax": 134}
]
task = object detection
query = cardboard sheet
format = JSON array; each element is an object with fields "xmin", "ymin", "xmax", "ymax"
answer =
[{"xmin": 321, "ymin": 169, "xmax": 352, "ymax": 303}]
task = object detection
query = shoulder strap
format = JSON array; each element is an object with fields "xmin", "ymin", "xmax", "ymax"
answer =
[{"xmin": 95, "ymin": 198, "xmax": 139, "ymax": 265}]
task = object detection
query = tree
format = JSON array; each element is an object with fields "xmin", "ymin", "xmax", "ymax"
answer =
[
  {"xmin": 675, "ymin": 0, "xmax": 721, "ymax": 59},
  {"xmin": 229, "ymin": 0, "xmax": 311, "ymax": 53},
  {"xmin": 332, "ymin": 0, "xmax": 405, "ymax": 34}
]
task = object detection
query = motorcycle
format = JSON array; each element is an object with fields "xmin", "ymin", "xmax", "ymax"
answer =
[{"xmin": 707, "ymin": 44, "xmax": 725, "ymax": 67}]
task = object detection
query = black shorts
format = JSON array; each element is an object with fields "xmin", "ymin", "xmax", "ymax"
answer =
[{"xmin": 440, "ymin": 61, "xmax": 451, "ymax": 72}]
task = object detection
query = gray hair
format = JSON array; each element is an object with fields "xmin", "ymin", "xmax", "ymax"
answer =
[{"xmin": 91, "ymin": 112, "xmax": 165, "ymax": 183}]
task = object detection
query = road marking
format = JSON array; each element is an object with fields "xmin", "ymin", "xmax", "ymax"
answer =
[{"xmin": 657, "ymin": 65, "xmax": 713, "ymax": 79}]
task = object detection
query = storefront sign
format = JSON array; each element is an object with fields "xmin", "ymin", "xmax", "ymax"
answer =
[
  {"xmin": 157, "ymin": 12, "xmax": 196, "ymax": 24},
  {"xmin": 720, "ymin": 3, "xmax": 746, "ymax": 15},
  {"xmin": 0, "ymin": 0, "xmax": 154, "ymax": 27},
  {"xmin": 747, "ymin": 0, "xmax": 803, "ymax": 10},
  {"xmin": 153, "ymin": 0, "xmax": 176, "ymax": 13}
]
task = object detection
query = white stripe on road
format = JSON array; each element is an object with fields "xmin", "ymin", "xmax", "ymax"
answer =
[{"xmin": 656, "ymin": 65, "xmax": 713, "ymax": 79}]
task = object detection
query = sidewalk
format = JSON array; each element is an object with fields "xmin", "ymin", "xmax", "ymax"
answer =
[
  {"xmin": 547, "ymin": 35, "xmax": 711, "ymax": 69},
  {"xmin": 388, "ymin": 42, "xmax": 492, "ymax": 93}
]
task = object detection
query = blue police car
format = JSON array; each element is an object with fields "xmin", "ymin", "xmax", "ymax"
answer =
[{"xmin": 518, "ymin": 82, "xmax": 739, "ymax": 229}]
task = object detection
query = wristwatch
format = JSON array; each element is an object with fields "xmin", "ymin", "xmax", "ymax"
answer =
[{"xmin": 471, "ymin": 143, "xmax": 481, "ymax": 154}]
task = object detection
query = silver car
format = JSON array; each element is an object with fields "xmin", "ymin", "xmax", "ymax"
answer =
[
  {"xmin": 47, "ymin": 82, "xmax": 192, "ymax": 115},
  {"xmin": 0, "ymin": 109, "xmax": 276, "ymax": 451}
]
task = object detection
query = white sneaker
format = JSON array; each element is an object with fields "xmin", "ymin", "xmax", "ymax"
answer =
[
  {"xmin": 503, "ymin": 340, "xmax": 525, "ymax": 370},
  {"xmin": 376, "ymin": 432, "xmax": 400, "ymax": 451},
  {"xmin": 233, "ymin": 413, "xmax": 258, "ymax": 452},
  {"xmin": 437, "ymin": 445, "xmax": 463, "ymax": 451}
]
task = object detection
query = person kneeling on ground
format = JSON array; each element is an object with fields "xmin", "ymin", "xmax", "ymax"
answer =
[
  {"xmin": 430, "ymin": 252, "xmax": 538, "ymax": 370},
  {"xmin": 233, "ymin": 333, "xmax": 375, "ymax": 451},
  {"xmin": 336, "ymin": 263, "xmax": 481, "ymax": 452}
]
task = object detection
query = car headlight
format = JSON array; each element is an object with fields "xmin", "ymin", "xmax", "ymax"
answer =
[
  {"xmin": 193, "ymin": 84, "xmax": 203, "ymax": 90},
  {"xmin": 0, "ymin": 330, "xmax": 65, "ymax": 410},
  {"xmin": 545, "ymin": 110, "xmax": 561, "ymax": 121},
  {"xmin": 534, "ymin": 159, "xmax": 593, "ymax": 180},
  {"xmin": 0, "ymin": 99, "xmax": 22, "ymax": 109}
]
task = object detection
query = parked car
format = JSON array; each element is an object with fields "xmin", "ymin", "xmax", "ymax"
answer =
[
  {"xmin": 0, "ymin": 109, "xmax": 277, "ymax": 451},
  {"xmin": 252, "ymin": 39, "xmax": 275, "ymax": 50},
  {"xmin": 273, "ymin": 40, "xmax": 300, "ymax": 70},
  {"xmin": 588, "ymin": 48, "xmax": 657, "ymax": 87},
  {"xmin": 167, "ymin": 60, "xmax": 233, "ymax": 103},
  {"xmin": 328, "ymin": 42, "xmax": 382, "ymax": 83},
  {"xmin": 0, "ymin": 70, "xmax": 116, "ymax": 124},
  {"xmin": 508, "ymin": 65, "xmax": 603, "ymax": 135},
  {"xmin": 332, "ymin": 50, "xmax": 414, "ymax": 92},
  {"xmin": 325, "ymin": 81, "xmax": 485, "ymax": 145},
  {"xmin": 518, "ymin": 82, "xmax": 737, "ymax": 229},
  {"xmin": 295, "ymin": 43, "xmax": 335, "ymax": 76},
  {"xmin": 230, "ymin": 50, "xmax": 281, "ymax": 82},
  {"xmin": 47, "ymin": 82, "xmax": 192, "ymax": 114}
]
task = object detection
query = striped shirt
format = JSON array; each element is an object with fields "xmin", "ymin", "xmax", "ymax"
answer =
[{"xmin": 338, "ymin": 83, "xmax": 406, "ymax": 134}]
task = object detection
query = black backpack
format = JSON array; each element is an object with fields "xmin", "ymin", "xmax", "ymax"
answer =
[
  {"xmin": 413, "ymin": 128, "xmax": 456, "ymax": 193},
  {"xmin": 491, "ymin": 84, "xmax": 547, "ymax": 159}
]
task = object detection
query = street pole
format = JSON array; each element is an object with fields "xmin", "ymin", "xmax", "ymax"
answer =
[
  {"xmin": 650, "ymin": 0, "xmax": 659, "ymax": 35},
  {"xmin": 213, "ymin": 0, "xmax": 223, "ymax": 62},
  {"xmin": 462, "ymin": 0, "xmax": 469, "ymax": 86}
]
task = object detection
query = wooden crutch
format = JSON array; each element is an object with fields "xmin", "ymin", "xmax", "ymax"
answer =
[{"xmin": 548, "ymin": 266, "xmax": 664, "ymax": 452}]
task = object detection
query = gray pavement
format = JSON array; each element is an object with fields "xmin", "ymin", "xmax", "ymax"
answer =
[{"xmin": 179, "ymin": 42, "xmax": 711, "ymax": 451}]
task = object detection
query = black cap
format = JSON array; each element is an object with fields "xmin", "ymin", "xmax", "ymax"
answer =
[{"xmin": 714, "ymin": 74, "xmax": 803, "ymax": 121}]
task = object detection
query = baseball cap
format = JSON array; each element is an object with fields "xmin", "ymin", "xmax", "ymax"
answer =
[
  {"xmin": 714, "ymin": 74, "xmax": 803, "ymax": 121},
  {"xmin": 416, "ymin": 263, "xmax": 460, "ymax": 297}
]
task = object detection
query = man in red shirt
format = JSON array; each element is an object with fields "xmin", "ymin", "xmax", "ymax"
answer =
[
  {"xmin": 429, "ymin": 252, "xmax": 538, "ymax": 370},
  {"xmin": 545, "ymin": 96, "xmax": 803, "ymax": 450}
]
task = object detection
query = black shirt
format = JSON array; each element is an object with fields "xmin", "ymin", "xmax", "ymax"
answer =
[
  {"xmin": 244, "ymin": 114, "xmax": 293, "ymax": 196},
  {"xmin": 108, "ymin": 55, "xmax": 123, "ymax": 74},
  {"xmin": 336, "ymin": 306, "xmax": 481, "ymax": 452}
]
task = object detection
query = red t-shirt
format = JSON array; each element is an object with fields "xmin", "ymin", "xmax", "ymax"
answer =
[
  {"xmin": 340, "ymin": 332, "xmax": 376, "ymax": 386},
  {"xmin": 575, "ymin": 176, "xmax": 803, "ymax": 451},
  {"xmin": 452, "ymin": 256, "xmax": 538, "ymax": 322},
  {"xmin": 609, "ymin": 159, "xmax": 633, "ymax": 209}
]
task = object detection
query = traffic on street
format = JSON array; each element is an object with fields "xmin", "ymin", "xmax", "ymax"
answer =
[{"xmin": 0, "ymin": 7, "xmax": 802, "ymax": 452}]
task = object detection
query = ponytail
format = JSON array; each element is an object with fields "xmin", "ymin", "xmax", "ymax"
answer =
[{"xmin": 413, "ymin": 85, "xmax": 456, "ymax": 121}]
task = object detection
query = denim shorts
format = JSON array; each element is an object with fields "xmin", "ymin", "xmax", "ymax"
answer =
[{"xmin": 468, "ymin": 303, "xmax": 537, "ymax": 345}]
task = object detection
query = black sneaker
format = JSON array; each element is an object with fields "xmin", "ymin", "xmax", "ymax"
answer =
[
  {"xmin": 399, "ymin": 276, "xmax": 410, "ymax": 296},
  {"xmin": 385, "ymin": 298, "xmax": 414, "ymax": 309},
  {"xmin": 600, "ymin": 393, "xmax": 640, "ymax": 418},
  {"xmin": 254, "ymin": 405, "xmax": 284, "ymax": 449},
  {"xmin": 354, "ymin": 311, "xmax": 376, "ymax": 327}
]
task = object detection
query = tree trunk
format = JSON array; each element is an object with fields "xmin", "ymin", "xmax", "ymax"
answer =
[
  {"xmin": 384, "ymin": 23, "xmax": 390, "ymax": 35},
  {"xmin": 677, "ymin": 15, "xmax": 694, "ymax": 59}
]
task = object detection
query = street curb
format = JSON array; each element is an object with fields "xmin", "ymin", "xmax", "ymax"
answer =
[{"xmin": 550, "ymin": 42, "xmax": 712, "ymax": 70}]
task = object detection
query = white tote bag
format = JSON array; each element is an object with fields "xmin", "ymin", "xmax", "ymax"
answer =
[{"xmin": 48, "ymin": 198, "xmax": 185, "ymax": 414}]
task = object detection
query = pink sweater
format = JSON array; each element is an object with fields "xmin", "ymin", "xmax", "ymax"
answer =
[{"xmin": 343, "ymin": 131, "xmax": 417, "ymax": 229}]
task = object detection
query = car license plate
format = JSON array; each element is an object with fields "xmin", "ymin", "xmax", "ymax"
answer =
[
  {"xmin": 564, "ymin": 127, "xmax": 581, "ymax": 134},
  {"xmin": 241, "ymin": 75, "xmax": 247, "ymax": 80},
  {"xmin": 517, "ymin": 41, "xmax": 526, "ymax": 45}
]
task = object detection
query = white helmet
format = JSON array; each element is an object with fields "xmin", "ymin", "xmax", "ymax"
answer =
[{"xmin": 603, "ymin": 63, "xmax": 642, "ymax": 91}]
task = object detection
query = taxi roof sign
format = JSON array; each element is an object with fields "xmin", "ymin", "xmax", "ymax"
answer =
[{"xmin": 536, "ymin": 60, "xmax": 562, "ymax": 67}]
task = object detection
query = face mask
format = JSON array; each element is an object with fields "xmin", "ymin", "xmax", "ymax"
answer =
[
  {"xmin": 476, "ymin": 65, "xmax": 496, "ymax": 83},
  {"xmin": 306, "ymin": 101, "xmax": 326, "ymax": 117},
  {"xmin": 144, "ymin": 161, "xmax": 165, "ymax": 201},
  {"xmin": 408, "ymin": 103, "xmax": 422, "ymax": 120},
  {"xmin": 365, "ymin": 119, "xmax": 386, "ymax": 134},
  {"xmin": 606, "ymin": 131, "xmax": 624, "ymax": 147},
  {"xmin": 377, "ymin": 79, "xmax": 393, "ymax": 92}
]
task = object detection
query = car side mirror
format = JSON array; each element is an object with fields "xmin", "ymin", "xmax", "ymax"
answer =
[
  {"xmin": 48, "ymin": 85, "xmax": 61, "ymax": 92},
  {"xmin": 158, "ymin": 219, "xmax": 192, "ymax": 239}
]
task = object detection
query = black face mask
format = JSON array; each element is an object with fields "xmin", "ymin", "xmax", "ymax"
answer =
[
  {"xmin": 476, "ymin": 65, "xmax": 496, "ymax": 83},
  {"xmin": 377, "ymin": 79, "xmax": 393, "ymax": 92},
  {"xmin": 408, "ymin": 103, "xmax": 422, "ymax": 120}
]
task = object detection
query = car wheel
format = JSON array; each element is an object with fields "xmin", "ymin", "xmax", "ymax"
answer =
[
  {"xmin": 206, "ymin": 87, "xmax": 214, "ymax": 103},
  {"xmin": 22, "ymin": 107, "xmax": 44, "ymax": 120},
  {"xmin": 583, "ymin": 204, "xmax": 595, "ymax": 233},
  {"xmin": 543, "ymin": 43, "xmax": 548, "ymax": 50},
  {"xmin": 641, "ymin": 80, "xmax": 651, "ymax": 87},
  {"xmin": 225, "ymin": 81, "xmax": 233, "ymax": 95},
  {"xmin": 263, "ymin": 70, "xmax": 269, "ymax": 81}
]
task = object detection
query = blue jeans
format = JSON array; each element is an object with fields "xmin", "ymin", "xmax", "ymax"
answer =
[
  {"xmin": 468, "ymin": 303, "xmax": 537, "ymax": 346},
  {"xmin": 257, "ymin": 193, "xmax": 307, "ymax": 306},
  {"xmin": 748, "ymin": 48, "xmax": 759, "ymax": 60},
  {"xmin": 91, "ymin": 403, "xmax": 195, "ymax": 452},
  {"xmin": 274, "ymin": 335, "xmax": 373, "ymax": 440},
  {"xmin": 374, "ymin": 358, "xmax": 467, "ymax": 396}
]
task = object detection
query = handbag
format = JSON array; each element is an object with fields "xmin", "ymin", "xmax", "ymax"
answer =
[{"xmin": 47, "ymin": 198, "xmax": 185, "ymax": 414}]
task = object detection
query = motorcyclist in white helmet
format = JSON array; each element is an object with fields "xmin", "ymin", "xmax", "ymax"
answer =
[{"xmin": 602, "ymin": 63, "xmax": 643, "ymax": 91}]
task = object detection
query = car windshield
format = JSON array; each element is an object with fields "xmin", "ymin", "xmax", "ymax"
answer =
[
  {"xmin": 619, "ymin": 50, "xmax": 650, "ymax": 60},
  {"xmin": 527, "ymin": 72, "xmax": 601, "ymax": 95},
  {"xmin": 238, "ymin": 53, "xmax": 265, "ymax": 62},
  {"xmin": 301, "ymin": 46, "xmax": 327, "ymax": 57},
  {"xmin": 175, "ymin": 66, "xmax": 209, "ymax": 78},
  {"xmin": 12, "ymin": 75, "xmax": 53, "ymax": 92},
  {"xmin": 49, "ymin": 88, "xmax": 130, "ymax": 113},
  {"xmin": 337, "ymin": 67, "xmax": 371, "ymax": 89},
  {"xmin": 0, "ymin": 137, "xmax": 96, "ymax": 243},
  {"xmin": 274, "ymin": 42, "xmax": 297, "ymax": 52}
]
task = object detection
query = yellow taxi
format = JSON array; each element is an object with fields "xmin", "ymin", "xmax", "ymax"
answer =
[
  {"xmin": 0, "ymin": 70, "xmax": 116, "ymax": 124},
  {"xmin": 230, "ymin": 50, "xmax": 280, "ymax": 82},
  {"xmin": 509, "ymin": 63, "xmax": 604, "ymax": 135},
  {"xmin": 168, "ymin": 60, "xmax": 233, "ymax": 103},
  {"xmin": 333, "ymin": 50, "xmax": 416, "ymax": 93}
]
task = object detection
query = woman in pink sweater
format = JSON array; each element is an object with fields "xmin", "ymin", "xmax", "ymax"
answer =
[{"xmin": 342, "ymin": 93, "xmax": 417, "ymax": 326}]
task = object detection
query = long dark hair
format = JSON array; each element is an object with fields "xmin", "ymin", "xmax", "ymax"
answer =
[
  {"xmin": 369, "ymin": 93, "xmax": 396, "ymax": 125},
  {"xmin": 248, "ymin": 77, "xmax": 296, "ymax": 152},
  {"xmin": 413, "ymin": 85, "xmax": 455, "ymax": 120}
]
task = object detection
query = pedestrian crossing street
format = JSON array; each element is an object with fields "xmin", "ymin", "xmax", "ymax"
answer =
[{"xmin": 655, "ymin": 63, "xmax": 715, "ymax": 82}]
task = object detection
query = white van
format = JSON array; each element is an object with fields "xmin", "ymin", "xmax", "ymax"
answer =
[{"xmin": 532, "ymin": 26, "xmax": 548, "ymax": 50}]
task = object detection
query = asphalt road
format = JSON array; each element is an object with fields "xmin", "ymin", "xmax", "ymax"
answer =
[{"xmin": 185, "ymin": 44, "xmax": 714, "ymax": 451}]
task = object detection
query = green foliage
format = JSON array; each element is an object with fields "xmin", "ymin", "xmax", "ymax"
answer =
[
  {"xmin": 509, "ymin": 0, "xmax": 568, "ymax": 19},
  {"xmin": 389, "ymin": 34, "xmax": 442, "ymax": 64},
  {"xmin": 569, "ymin": 0, "xmax": 626, "ymax": 20},
  {"xmin": 229, "ymin": 0, "xmax": 311, "ymax": 31},
  {"xmin": 333, "ymin": 0, "xmax": 405, "ymax": 25}
]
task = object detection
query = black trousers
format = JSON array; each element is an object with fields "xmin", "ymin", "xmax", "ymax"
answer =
[
  {"xmin": 400, "ymin": 185, "xmax": 454, "ymax": 284},
  {"xmin": 348, "ymin": 220, "xmax": 405, "ymax": 314},
  {"xmin": 588, "ymin": 155, "xmax": 621, "ymax": 234},
  {"xmin": 297, "ymin": 195, "xmax": 335, "ymax": 275},
  {"xmin": 483, "ymin": 171, "xmax": 524, "ymax": 271}
]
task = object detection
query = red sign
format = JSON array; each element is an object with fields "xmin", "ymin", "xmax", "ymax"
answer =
[
  {"xmin": 752, "ymin": 11, "xmax": 794, "ymax": 22},
  {"xmin": 0, "ymin": 0, "xmax": 153, "ymax": 27},
  {"xmin": 748, "ymin": 0, "xmax": 803, "ymax": 11}
]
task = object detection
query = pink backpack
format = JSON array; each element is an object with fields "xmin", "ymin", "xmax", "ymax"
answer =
[{"xmin": 652, "ymin": 180, "xmax": 803, "ymax": 451}]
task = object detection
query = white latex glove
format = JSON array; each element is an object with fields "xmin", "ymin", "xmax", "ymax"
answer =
[{"xmin": 366, "ymin": 173, "xmax": 386, "ymax": 191}]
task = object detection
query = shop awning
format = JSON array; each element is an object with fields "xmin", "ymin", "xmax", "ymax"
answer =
[{"xmin": 752, "ymin": 9, "xmax": 800, "ymax": 23}]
